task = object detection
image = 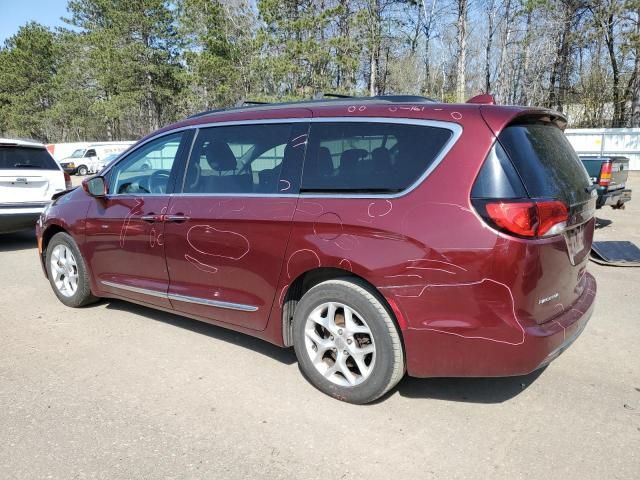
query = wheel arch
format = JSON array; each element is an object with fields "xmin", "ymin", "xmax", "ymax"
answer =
[{"xmin": 280, "ymin": 267, "xmax": 407, "ymax": 355}]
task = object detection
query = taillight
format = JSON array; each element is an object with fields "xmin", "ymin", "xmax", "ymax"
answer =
[
  {"xmin": 64, "ymin": 172, "xmax": 72, "ymax": 190},
  {"xmin": 482, "ymin": 200, "xmax": 568, "ymax": 238},
  {"xmin": 599, "ymin": 161, "xmax": 612, "ymax": 186}
]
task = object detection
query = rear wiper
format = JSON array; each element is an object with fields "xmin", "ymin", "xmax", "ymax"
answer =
[{"xmin": 12, "ymin": 163, "xmax": 41, "ymax": 168}]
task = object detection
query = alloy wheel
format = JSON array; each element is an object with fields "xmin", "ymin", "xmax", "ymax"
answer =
[
  {"xmin": 50, "ymin": 244, "xmax": 79, "ymax": 297},
  {"xmin": 304, "ymin": 301, "xmax": 376, "ymax": 387}
]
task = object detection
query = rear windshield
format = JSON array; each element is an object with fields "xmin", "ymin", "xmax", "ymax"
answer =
[
  {"xmin": 0, "ymin": 146, "xmax": 59, "ymax": 170},
  {"xmin": 498, "ymin": 124, "xmax": 591, "ymax": 205},
  {"xmin": 302, "ymin": 122, "xmax": 453, "ymax": 193}
]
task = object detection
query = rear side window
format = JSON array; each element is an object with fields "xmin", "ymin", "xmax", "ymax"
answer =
[
  {"xmin": 302, "ymin": 122, "xmax": 452, "ymax": 193},
  {"xmin": 0, "ymin": 147, "xmax": 59, "ymax": 170},
  {"xmin": 183, "ymin": 123, "xmax": 296, "ymax": 194},
  {"xmin": 471, "ymin": 142, "xmax": 527, "ymax": 199},
  {"xmin": 498, "ymin": 124, "xmax": 591, "ymax": 205}
]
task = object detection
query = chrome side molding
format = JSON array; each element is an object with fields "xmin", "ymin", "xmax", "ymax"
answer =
[{"xmin": 100, "ymin": 280, "xmax": 258, "ymax": 312}]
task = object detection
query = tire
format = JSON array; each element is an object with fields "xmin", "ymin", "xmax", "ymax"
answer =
[
  {"xmin": 77, "ymin": 165, "xmax": 88, "ymax": 176},
  {"xmin": 45, "ymin": 232, "xmax": 98, "ymax": 308},
  {"xmin": 293, "ymin": 278, "xmax": 405, "ymax": 404}
]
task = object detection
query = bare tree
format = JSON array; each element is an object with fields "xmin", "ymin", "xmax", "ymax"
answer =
[{"xmin": 455, "ymin": 0, "xmax": 468, "ymax": 102}]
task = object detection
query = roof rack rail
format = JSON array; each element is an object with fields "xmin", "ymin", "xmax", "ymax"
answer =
[
  {"xmin": 314, "ymin": 92, "xmax": 354, "ymax": 100},
  {"xmin": 186, "ymin": 94, "xmax": 438, "ymax": 120},
  {"xmin": 235, "ymin": 100, "xmax": 270, "ymax": 107},
  {"xmin": 187, "ymin": 108, "xmax": 227, "ymax": 119}
]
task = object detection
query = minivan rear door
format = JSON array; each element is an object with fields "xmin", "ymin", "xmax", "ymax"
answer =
[{"xmin": 479, "ymin": 112, "xmax": 596, "ymax": 324}]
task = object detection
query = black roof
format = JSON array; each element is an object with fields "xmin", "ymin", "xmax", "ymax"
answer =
[{"xmin": 187, "ymin": 95, "xmax": 437, "ymax": 119}]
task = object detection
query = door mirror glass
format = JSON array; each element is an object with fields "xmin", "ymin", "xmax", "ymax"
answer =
[{"xmin": 84, "ymin": 176, "xmax": 107, "ymax": 197}]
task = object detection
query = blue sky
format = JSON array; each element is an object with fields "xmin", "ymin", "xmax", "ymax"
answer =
[{"xmin": 0, "ymin": 0, "xmax": 70, "ymax": 44}]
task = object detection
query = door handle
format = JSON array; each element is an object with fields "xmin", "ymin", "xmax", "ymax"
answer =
[
  {"xmin": 140, "ymin": 213, "xmax": 161, "ymax": 223},
  {"xmin": 163, "ymin": 214, "xmax": 190, "ymax": 223}
]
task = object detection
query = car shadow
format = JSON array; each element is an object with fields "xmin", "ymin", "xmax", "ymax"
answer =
[
  {"xmin": 101, "ymin": 299, "xmax": 297, "ymax": 366},
  {"xmin": 386, "ymin": 368, "xmax": 546, "ymax": 404},
  {"xmin": 595, "ymin": 217, "xmax": 613, "ymax": 229},
  {"xmin": 0, "ymin": 229, "xmax": 37, "ymax": 252}
]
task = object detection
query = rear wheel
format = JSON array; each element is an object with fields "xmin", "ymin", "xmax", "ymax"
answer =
[
  {"xmin": 293, "ymin": 278, "xmax": 405, "ymax": 404},
  {"xmin": 45, "ymin": 232, "xmax": 97, "ymax": 307},
  {"xmin": 77, "ymin": 165, "xmax": 88, "ymax": 176}
]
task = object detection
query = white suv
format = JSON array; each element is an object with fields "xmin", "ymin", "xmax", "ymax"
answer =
[{"xmin": 0, "ymin": 138, "xmax": 71, "ymax": 234}]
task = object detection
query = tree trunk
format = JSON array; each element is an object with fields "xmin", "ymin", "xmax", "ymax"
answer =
[
  {"xmin": 455, "ymin": 0, "xmax": 468, "ymax": 102},
  {"xmin": 368, "ymin": 0, "xmax": 381, "ymax": 96},
  {"xmin": 604, "ymin": 12, "xmax": 622, "ymax": 127},
  {"xmin": 421, "ymin": 0, "xmax": 436, "ymax": 95},
  {"xmin": 632, "ymin": 9, "xmax": 640, "ymax": 127},
  {"xmin": 484, "ymin": 1, "xmax": 495, "ymax": 93}
]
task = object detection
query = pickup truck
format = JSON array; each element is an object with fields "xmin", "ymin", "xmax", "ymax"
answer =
[{"xmin": 579, "ymin": 155, "xmax": 632, "ymax": 209}]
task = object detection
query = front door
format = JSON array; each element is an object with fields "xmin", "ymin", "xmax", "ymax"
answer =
[
  {"xmin": 84, "ymin": 131, "xmax": 191, "ymax": 308},
  {"xmin": 163, "ymin": 122, "xmax": 308, "ymax": 330}
]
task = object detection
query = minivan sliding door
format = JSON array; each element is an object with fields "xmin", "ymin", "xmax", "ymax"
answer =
[{"xmin": 163, "ymin": 122, "xmax": 308, "ymax": 330}]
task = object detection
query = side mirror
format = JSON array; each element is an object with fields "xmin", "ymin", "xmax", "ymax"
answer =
[{"xmin": 82, "ymin": 176, "xmax": 107, "ymax": 197}]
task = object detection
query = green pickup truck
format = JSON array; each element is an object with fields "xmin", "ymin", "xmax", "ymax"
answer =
[{"xmin": 579, "ymin": 155, "xmax": 632, "ymax": 209}]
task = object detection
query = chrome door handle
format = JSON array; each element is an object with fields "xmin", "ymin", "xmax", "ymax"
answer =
[
  {"xmin": 140, "ymin": 214, "xmax": 159, "ymax": 223},
  {"xmin": 163, "ymin": 214, "xmax": 189, "ymax": 223}
]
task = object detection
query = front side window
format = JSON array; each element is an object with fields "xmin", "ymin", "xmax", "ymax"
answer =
[
  {"xmin": 85, "ymin": 149, "xmax": 97, "ymax": 157},
  {"xmin": 302, "ymin": 122, "xmax": 453, "ymax": 193},
  {"xmin": 108, "ymin": 132, "xmax": 183, "ymax": 195},
  {"xmin": 183, "ymin": 124, "xmax": 294, "ymax": 194}
]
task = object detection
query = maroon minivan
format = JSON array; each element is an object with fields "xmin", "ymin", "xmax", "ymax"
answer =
[{"xmin": 36, "ymin": 96, "xmax": 597, "ymax": 404}]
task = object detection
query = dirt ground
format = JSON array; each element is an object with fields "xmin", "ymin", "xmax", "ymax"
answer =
[{"xmin": 0, "ymin": 174, "xmax": 638, "ymax": 479}]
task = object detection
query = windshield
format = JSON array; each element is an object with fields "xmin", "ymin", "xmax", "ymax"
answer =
[{"xmin": 70, "ymin": 149, "xmax": 85, "ymax": 158}]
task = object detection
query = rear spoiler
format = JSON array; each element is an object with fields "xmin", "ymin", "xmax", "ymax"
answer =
[{"xmin": 480, "ymin": 107, "xmax": 568, "ymax": 136}]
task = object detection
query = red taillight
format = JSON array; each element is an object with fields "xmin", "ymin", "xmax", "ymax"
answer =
[
  {"xmin": 484, "ymin": 200, "xmax": 568, "ymax": 238},
  {"xmin": 599, "ymin": 161, "xmax": 612, "ymax": 186},
  {"xmin": 64, "ymin": 172, "xmax": 72, "ymax": 190}
]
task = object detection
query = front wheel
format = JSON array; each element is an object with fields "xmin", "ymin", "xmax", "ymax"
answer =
[
  {"xmin": 45, "ymin": 232, "xmax": 98, "ymax": 308},
  {"xmin": 293, "ymin": 278, "xmax": 405, "ymax": 404},
  {"xmin": 77, "ymin": 165, "xmax": 88, "ymax": 176}
]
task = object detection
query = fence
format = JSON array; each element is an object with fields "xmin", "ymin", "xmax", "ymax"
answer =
[{"xmin": 565, "ymin": 128, "xmax": 640, "ymax": 170}]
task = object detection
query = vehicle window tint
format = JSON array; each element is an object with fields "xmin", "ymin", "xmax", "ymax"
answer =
[
  {"xmin": 108, "ymin": 132, "xmax": 183, "ymax": 195},
  {"xmin": 0, "ymin": 147, "xmax": 59, "ymax": 170},
  {"xmin": 85, "ymin": 149, "xmax": 97, "ymax": 157},
  {"xmin": 183, "ymin": 124, "xmax": 294, "ymax": 194},
  {"xmin": 302, "ymin": 122, "xmax": 452, "ymax": 192},
  {"xmin": 471, "ymin": 142, "xmax": 527, "ymax": 199},
  {"xmin": 498, "ymin": 124, "xmax": 592, "ymax": 205}
]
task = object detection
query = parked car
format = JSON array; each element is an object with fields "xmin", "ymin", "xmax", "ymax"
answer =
[
  {"xmin": 59, "ymin": 142, "xmax": 134, "ymax": 176},
  {"xmin": 36, "ymin": 96, "xmax": 597, "ymax": 404},
  {"xmin": 579, "ymin": 155, "xmax": 632, "ymax": 209},
  {"xmin": 1, "ymin": 138, "xmax": 71, "ymax": 234}
]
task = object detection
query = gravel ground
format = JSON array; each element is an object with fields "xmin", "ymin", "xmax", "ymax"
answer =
[{"xmin": 0, "ymin": 174, "xmax": 638, "ymax": 480}]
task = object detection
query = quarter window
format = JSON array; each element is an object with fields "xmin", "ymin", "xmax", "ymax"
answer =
[
  {"xmin": 108, "ymin": 132, "xmax": 183, "ymax": 195},
  {"xmin": 183, "ymin": 124, "xmax": 295, "ymax": 194},
  {"xmin": 302, "ymin": 122, "xmax": 452, "ymax": 193}
]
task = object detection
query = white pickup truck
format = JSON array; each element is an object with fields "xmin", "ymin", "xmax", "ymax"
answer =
[{"xmin": 0, "ymin": 138, "xmax": 71, "ymax": 234}]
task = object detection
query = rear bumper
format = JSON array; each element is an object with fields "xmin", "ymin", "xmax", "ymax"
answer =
[
  {"xmin": 597, "ymin": 188, "xmax": 631, "ymax": 208},
  {"xmin": 0, "ymin": 204, "xmax": 47, "ymax": 233},
  {"xmin": 404, "ymin": 272, "xmax": 596, "ymax": 378}
]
